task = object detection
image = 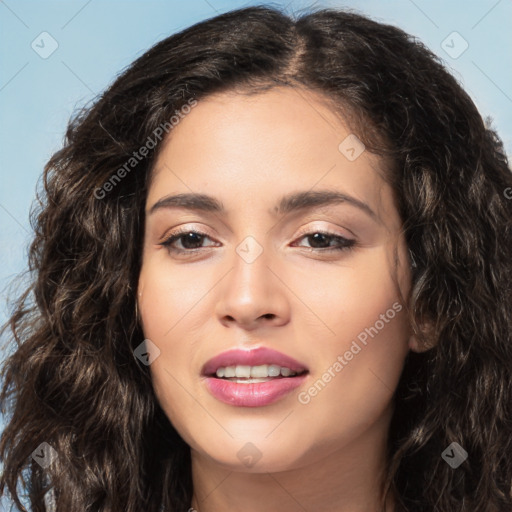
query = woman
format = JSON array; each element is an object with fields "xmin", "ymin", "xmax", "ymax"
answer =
[{"xmin": 1, "ymin": 5, "xmax": 511, "ymax": 512}]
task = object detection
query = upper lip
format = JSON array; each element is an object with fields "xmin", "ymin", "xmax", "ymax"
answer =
[{"xmin": 201, "ymin": 347, "xmax": 309, "ymax": 376}]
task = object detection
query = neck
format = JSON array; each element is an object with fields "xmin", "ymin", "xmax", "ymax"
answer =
[{"xmin": 189, "ymin": 406, "xmax": 395, "ymax": 512}]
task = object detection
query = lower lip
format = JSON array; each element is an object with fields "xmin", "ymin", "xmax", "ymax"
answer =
[{"xmin": 204, "ymin": 374, "xmax": 308, "ymax": 407}]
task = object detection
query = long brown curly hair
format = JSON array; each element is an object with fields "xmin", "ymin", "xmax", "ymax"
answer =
[{"xmin": 1, "ymin": 5, "xmax": 511, "ymax": 512}]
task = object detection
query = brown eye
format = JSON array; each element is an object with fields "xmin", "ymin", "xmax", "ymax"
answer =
[
  {"xmin": 294, "ymin": 231, "xmax": 356, "ymax": 252},
  {"xmin": 160, "ymin": 230, "xmax": 216, "ymax": 253}
]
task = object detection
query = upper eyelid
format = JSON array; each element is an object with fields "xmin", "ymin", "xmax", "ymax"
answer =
[
  {"xmin": 162, "ymin": 220, "xmax": 355, "ymax": 239},
  {"xmin": 161, "ymin": 227, "xmax": 354, "ymax": 247},
  {"xmin": 294, "ymin": 223, "xmax": 354, "ymax": 240}
]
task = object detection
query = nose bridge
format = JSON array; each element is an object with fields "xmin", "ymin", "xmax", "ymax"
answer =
[
  {"xmin": 215, "ymin": 233, "xmax": 289, "ymax": 327},
  {"xmin": 229, "ymin": 234, "xmax": 273, "ymax": 301}
]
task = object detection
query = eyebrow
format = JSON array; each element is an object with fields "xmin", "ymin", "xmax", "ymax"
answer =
[{"xmin": 149, "ymin": 190, "xmax": 377, "ymax": 221}]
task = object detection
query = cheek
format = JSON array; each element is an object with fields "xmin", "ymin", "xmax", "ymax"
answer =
[
  {"xmin": 293, "ymin": 248, "xmax": 407, "ymax": 355},
  {"xmin": 137, "ymin": 255, "xmax": 214, "ymax": 338},
  {"xmin": 292, "ymin": 249, "xmax": 409, "ymax": 414},
  {"xmin": 137, "ymin": 260, "xmax": 217, "ymax": 439}
]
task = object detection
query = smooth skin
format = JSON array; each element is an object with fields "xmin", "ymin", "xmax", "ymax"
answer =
[{"xmin": 137, "ymin": 86, "xmax": 417, "ymax": 512}]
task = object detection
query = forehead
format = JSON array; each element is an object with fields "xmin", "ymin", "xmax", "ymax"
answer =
[
  {"xmin": 148, "ymin": 87, "xmax": 396, "ymax": 223},
  {"xmin": 158, "ymin": 86, "xmax": 348, "ymax": 160}
]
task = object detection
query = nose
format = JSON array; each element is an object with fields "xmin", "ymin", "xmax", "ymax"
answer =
[{"xmin": 215, "ymin": 247, "xmax": 291, "ymax": 331}]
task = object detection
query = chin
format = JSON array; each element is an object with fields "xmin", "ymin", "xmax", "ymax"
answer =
[{"xmin": 210, "ymin": 448, "xmax": 306, "ymax": 473}]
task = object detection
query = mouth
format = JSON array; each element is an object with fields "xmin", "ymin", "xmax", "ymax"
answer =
[{"xmin": 201, "ymin": 347, "xmax": 309, "ymax": 407}]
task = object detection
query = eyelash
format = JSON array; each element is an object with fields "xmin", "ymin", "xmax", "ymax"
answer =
[{"xmin": 160, "ymin": 228, "xmax": 356, "ymax": 255}]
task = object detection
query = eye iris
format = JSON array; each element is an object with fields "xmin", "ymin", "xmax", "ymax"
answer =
[
  {"xmin": 181, "ymin": 232, "xmax": 204, "ymax": 249},
  {"xmin": 308, "ymin": 233, "xmax": 331, "ymax": 248}
]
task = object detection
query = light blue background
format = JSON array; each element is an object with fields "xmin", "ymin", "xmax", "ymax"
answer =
[{"xmin": 0, "ymin": 1, "xmax": 511, "ymax": 505}]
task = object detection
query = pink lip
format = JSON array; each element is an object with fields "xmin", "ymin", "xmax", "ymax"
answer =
[
  {"xmin": 204, "ymin": 373, "xmax": 308, "ymax": 407},
  {"xmin": 201, "ymin": 347, "xmax": 309, "ymax": 407},
  {"xmin": 201, "ymin": 347, "xmax": 308, "ymax": 376}
]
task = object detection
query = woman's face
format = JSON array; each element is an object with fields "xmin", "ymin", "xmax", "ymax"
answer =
[{"xmin": 137, "ymin": 86, "xmax": 412, "ymax": 473}]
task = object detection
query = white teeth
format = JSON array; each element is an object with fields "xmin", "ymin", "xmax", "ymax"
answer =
[
  {"xmin": 250, "ymin": 364, "xmax": 268, "ymax": 378},
  {"xmin": 280, "ymin": 367, "xmax": 292, "ymax": 377},
  {"xmin": 224, "ymin": 366, "xmax": 236, "ymax": 378},
  {"xmin": 268, "ymin": 364, "xmax": 281, "ymax": 377},
  {"xmin": 214, "ymin": 365, "xmax": 299, "ymax": 378},
  {"xmin": 235, "ymin": 365, "xmax": 251, "ymax": 378}
]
